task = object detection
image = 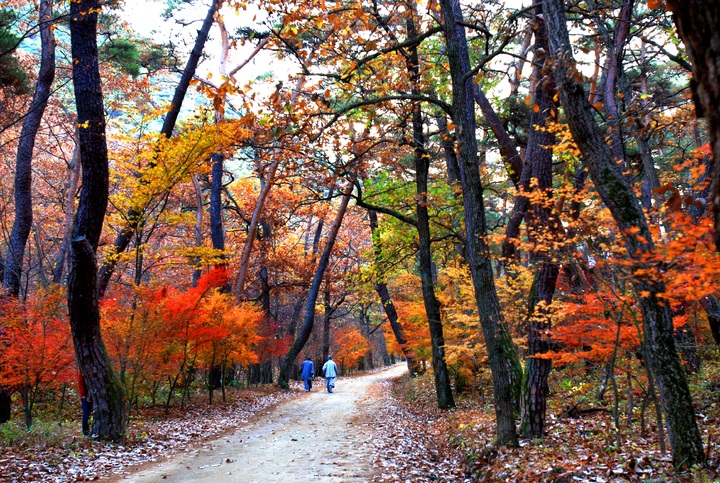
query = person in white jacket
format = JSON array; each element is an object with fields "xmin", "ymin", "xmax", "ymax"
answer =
[{"xmin": 322, "ymin": 356, "xmax": 338, "ymax": 393}]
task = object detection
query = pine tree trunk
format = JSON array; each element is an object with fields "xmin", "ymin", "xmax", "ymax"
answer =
[
  {"xmin": 69, "ymin": 0, "xmax": 125, "ymax": 441},
  {"xmin": 414, "ymin": 105, "xmax": 455, "ymax": 409},
  {"xmin": 519, "ymin": 6, "xmax": 560, "ymax": 439},
  {"xmin": 439, "ymin": 0, "xmax": 520, "ymax": 445},
  {"xmin": 405, "ymin": 8, "xmax": 454, "ymax": 407},
  {"xmin": 4, "ymin": 0, "xmax": 55, "ymax": 296}
]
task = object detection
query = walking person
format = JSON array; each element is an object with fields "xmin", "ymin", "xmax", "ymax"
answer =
[
  {"xmin": 322, "ymin": 356, "xmax": 338, "ymax": 393},
  {"xmin": 300, "ymin": 356, "xmax": 315, "ymax": 392}
]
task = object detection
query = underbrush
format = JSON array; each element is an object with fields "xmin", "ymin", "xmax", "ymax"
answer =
[{"xmin": 392, "ymin": 360, "xmax": 720, "ymax": 482}]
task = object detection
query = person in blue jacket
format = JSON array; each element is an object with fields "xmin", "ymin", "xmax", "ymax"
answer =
[
  {"xmin": 300, "ymin": 356, "xmax": 315, "ymax": 392},
  {"xmin": 322, "ymin": 356, "xmax": 338, "ymax": 393}
]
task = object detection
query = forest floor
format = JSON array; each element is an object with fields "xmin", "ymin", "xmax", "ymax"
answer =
[
  {"xmin": 0, "ymin": 363, "xmax": 465, "ymax": 483},
  {"xmin": 1, "ymin": 362, "xmax": 719, "ymax": 482},
  {"xmin": 105, "ymin": 363, "xmax": 464, "ymax": 482}
]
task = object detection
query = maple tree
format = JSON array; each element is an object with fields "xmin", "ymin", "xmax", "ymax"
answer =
[{"xmin": 0, "ymin": 286, "xmax": 73, "ymax": 428}]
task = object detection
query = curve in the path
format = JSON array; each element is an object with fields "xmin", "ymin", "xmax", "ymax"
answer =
[{"xmin": 121, "ymin": 363, "xmax": 408, "ymax": 483}]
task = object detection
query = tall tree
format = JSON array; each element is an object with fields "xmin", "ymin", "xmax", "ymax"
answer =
[
  {"xmin": 97, "ymin": 0, "xmax": 221, "ymax": 298},
  {"xmin": 406, "ymin": 3, "xmax": 454, "ymax": 409},
  {"xmin": 4, "ymin": 0, "xmax": 55, "ymax": 296},
  {"xmin": 0, "ymin": 0, "xmax": 56, "ymax": 424},
  {"xmin": 68, "ymin": 0, "xmax": 125, "ymax": 441},
  {"xmin": 438, "ymin": 0, "xmax": 520, "ymax": 446},
  {"xmin": 516, "ymin": 5, "xmax": 560, "ymax": 439},
  {"xmin": 542, "ymin": 0, "xmax": 705, "ymax": 467}
]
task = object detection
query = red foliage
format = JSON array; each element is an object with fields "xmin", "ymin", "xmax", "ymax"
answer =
[{"xmin": 0, "ymin": 287, "xmax": 74, "ymax": 389}]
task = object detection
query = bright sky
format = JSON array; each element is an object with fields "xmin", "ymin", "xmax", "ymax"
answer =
[{"xmin": 120, "ymin": 0, "xmax": 288, "ymax": 88}]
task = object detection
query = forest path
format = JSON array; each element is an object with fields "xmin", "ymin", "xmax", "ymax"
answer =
[{"xmin": 119, "ymin": 363, "xmax": 408, "ymax": 482}]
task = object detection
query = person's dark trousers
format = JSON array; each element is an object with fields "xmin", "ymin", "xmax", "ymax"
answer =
[{"xmin": 81, "ymin": 398, "xmax": 92, "ymax": 436}]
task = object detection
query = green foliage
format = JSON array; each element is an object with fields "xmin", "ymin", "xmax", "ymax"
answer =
[
  {"xmin": 100, "ymin": 38, "xmax": 141, "ymax": 77},
  {"xmin": 0, "ymin": 417, "xmax": 80, "ymax": 447},
  {"xmin": 161, "ymin": 0, "xmax": 195, "ymax": 19},
  {"xmin": 0, "ymin": 10, "xmax": 29, "ymax": 94}
]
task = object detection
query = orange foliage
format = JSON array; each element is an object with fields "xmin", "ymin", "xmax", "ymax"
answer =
[
  {"xmin": 334, "ymin": 326, "xmax": 369, "ymax": 370},
  {"xmin": 545, "ymin": 290, "xmax": 641, "ymax": 365},
  {"xmin": 102, "ymin": 268, "xmax": 265, "ymax": 399},
  {"xmin": 389, "ymin": 273, "xmax": 432, "ymax": 362}
]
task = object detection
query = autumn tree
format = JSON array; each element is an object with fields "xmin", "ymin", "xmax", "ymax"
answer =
[
  {"xmin": 0, "ymin": 287, "xmax": 73, "ymax": 428},
  {"xmin": 278, "ymin": 178, "xmax": 356, "ymax": 388},
  {"xmin": 97, "ymin": 0, "xmax": 221, "ymax": 298},
  {"xmin": 542, "ymin": 0, "xmax": 705, "ymax": 467},
  {"xmin": 68, "ymin": 0, "xmax": 125, "ymax": 441},
  {"xmin": 438, "ymin": 0, "xmax": 521, "ymax": 446},
  {"xmin": 665, "ymin": 1, "xmax": 720, "ymax": 252}
]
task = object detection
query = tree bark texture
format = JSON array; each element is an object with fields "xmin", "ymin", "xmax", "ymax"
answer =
[
  {"xmin": 700, "ymin": 295, "xmax": 720, "ymax": 346},
  {"xmin": 542, "ymin": 0, "xmax": 704, "ymax": 467},
  {"xmin": 518, "ymin": 7, "xmax": 560, "ymax": 439},
  {"xmin": 665, "ymin": 1, "xmax": 720, "ymax": 251},
  {"xmin": 97, "ymin": 0, "xmax": 220, "ymax": 298},
  {"xmin": 4, "ymin": 0, "xmax": 55, "ymax": 296},
  {"xmin": 278, "ymin": 182, "xmax": 354, "ymax": 388},
  {"xmin": 439, "ymin": 0, "xmax": 520, "ymax": 445},
  {"xmin": 191, "ymin": 175, "xmax": 204, "ymax": 286},
  {"xmin": 406, "ymin": 7, "xmax": 454, "ymax": 409},
  {"xmin": 210, "ymin": 153, "xmax": 225, "ymax": 253},
  {"xmin": 69, "ymin": 0, "xmax": 126, "ymax": 441}
]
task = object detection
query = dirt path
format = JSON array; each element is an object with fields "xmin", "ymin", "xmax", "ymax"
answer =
[{"xmin": 118, "ymin": 364, "xmax": 408, "ymax": 482}]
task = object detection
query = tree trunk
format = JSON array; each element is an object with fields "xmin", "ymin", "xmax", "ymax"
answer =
[
  {"xmin": 519, "ymin": 7, "xmax": 560, "ymax": 439},
  {"xmin": 191, "ymin": 175, "xmax": 203, "ymax": 286},
  {"xmin": 210, "ymin": 153, "xmax": 226, "ymax": 256},
  {"xmin": 4, "ymin": 0, "xmax": 55, "ymax": 295},
  {"xmin": 278, "ymin": 181, "xmax": 354, "ymax": 388},
  {"xmin": 97, "ymin": 0, "xmax": 220, "ymax": 298},
  {"xmin": 542, "ymin": 0, "xmax": 704, "ymax": 467},
  {"xmin": 700, "ymin": 295, "xmax": 720, "ymax": 346},
  {"xmin": 53, "ymin": 146, "xmax": 80, "ymax": 284},
  {"xmin": 406, "ymin": 8, "xmax": 454, "ymax": 409},
  {"xmin": 233, "ymin": 159, "xmax": 280, "ymax": 298},
  {"xmin": 68, "ymin": 0, "xmax": 125, "ymax": 441},
  {"xmin": 601, "ymin": 0, "xmax": 634, "ymax": 167},
  {"xmin": 473, "ymin": 85, "xmax": 522, "ymax": 187},
  {"xmin": 665, "ymin": 1, "xmax": 720, "ymax": 252},
  {"xmin": 439, "ymin": 0, "xmax": 520, "ymax": 445}
]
